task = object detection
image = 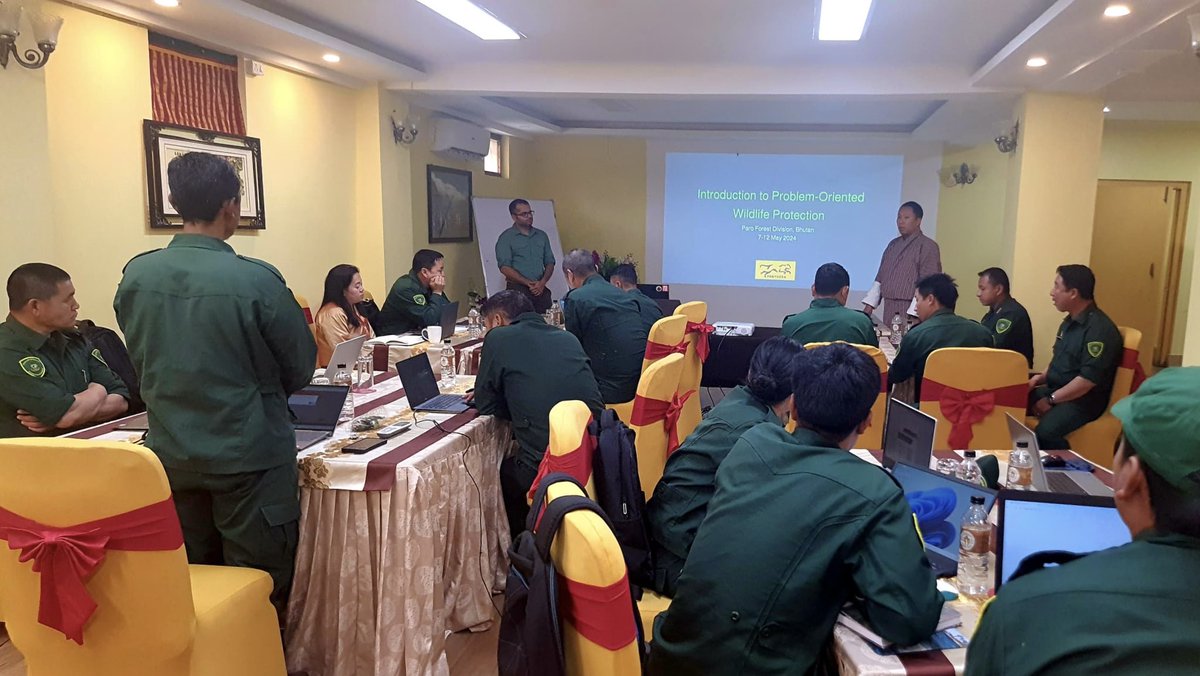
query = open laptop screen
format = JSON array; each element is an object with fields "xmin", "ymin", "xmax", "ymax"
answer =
[
  {"xmin": 997, "ymin": 493, "xmax": 1129, "ymax": 588},
  {"xmin": 881, "ymin": 398, "xmax": 936, "ymax": 469},
  {"xmin": 439, "ymin": 301, "xmax": 460, "ymax": 339},
  {"xmin": 892, "ymin": 462, "xmax": 997, "ymax": 565},
  {"xmin": 395, "ymin": 355, "xmax": 440, "ymax": 407},
  {"xmin": 288, "ymin": 385, "xmax": 348, "ymax": 431}
]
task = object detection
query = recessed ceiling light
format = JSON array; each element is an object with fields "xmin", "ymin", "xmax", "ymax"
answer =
[
  {"xmin": 817, "ymin": 0, "xmax": 874, "ymax": 41},
  {"xmin": 154, "ymin": 0, "xmax": 180, "ymax": 7},
  {"xmin": 1103, "ymin": 106, "xmax": 1112, "ymax": 113},
  {"xmin": 322, "ymin": 53, "xmax": 341, "ymax": 63},
  {"xmin": 1026, "ymin": 56, "xmax": 1048, "ymax": 68},
  {"xmin": 415, "ymin": 0, "xmax": 521, "ymax": 41},
  {"xmin": 1104, "ymin": 5, "xmax": 1131, "ymax": 18}
]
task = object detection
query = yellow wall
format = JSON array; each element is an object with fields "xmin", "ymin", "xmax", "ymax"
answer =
[
  {"xmin": 935, "ymin": 143, "xmax": 1012, "ymax": 319},
  {"xmin": 1098, "ymin": 120, "xmax": 1200, "ymax": 361},
  {"xmin": 0, "ymin": 65, "xmax": 55, "ymax": 277}
]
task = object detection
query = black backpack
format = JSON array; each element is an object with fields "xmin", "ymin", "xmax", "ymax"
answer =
[
  {"xmin": 76, "ymin": 320, "xmax": 144, "ymax": 414},
  {"xmin": 499, "ymin": 473, "xmax": 611, "ymax": 676},
  {"xmin": 589, "ymin": 409, "xmax": 654, "ymax": 589}
]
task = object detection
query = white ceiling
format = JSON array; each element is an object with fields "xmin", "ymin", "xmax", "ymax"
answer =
[{"xmin": 73, "ymin": 0, "xmax": 1200, "ymax": 142}]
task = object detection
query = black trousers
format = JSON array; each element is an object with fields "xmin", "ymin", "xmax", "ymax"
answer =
[
  {"xmin": 506, "ymin": 281, "xmax": 553, "ymax": 314},
  {"xmin": 500, "ymin": 455, "xmax": 540, "ymax": 540}
]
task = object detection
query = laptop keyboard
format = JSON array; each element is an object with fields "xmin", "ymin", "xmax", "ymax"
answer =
[
  {"xmin": 422, "ymin": 394, "xmax": 464, "ymax": 410},
  {"xmin": 1047, "ymin": 471, "xmax": 1087, "ymax": 495}
]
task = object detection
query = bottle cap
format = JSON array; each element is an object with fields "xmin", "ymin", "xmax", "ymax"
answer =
[
  {"xmin": 970, "ymin": 495, "xmax": 985, "ymax": 505},
  {"xmin": 1016, "ymin": 441, "xmax": 1029, "ymax": 449},
  {"xmin": 964, "ymin": 450, "xmax": 977, "ymax": 457}
]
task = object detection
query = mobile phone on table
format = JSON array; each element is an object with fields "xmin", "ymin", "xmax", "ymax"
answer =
[{"xmin": 342, "ymin": 437, "xmax": 386, "ymax": 454}]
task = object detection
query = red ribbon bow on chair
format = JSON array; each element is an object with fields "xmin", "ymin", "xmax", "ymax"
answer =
[
  {"xmin": 644, "ymin": 339, "xmax": 688, "ymax": 361},
  {"xmin": 920, "ymin": 380, "xmax": 1027, "ymax": 449},
  {"xmin": 0, "ymin": 498, "xmax": 183, "ymax": 644},
  {"xmin": 630, "ymin": 390, "xmax": 695, "ymax": 454},
  {"xmin": 684, "ymin": 320, "xmax": 715, "ymax": 363}
]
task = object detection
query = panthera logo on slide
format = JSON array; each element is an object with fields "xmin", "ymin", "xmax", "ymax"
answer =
[{"xmin": 754, "ymin": 260, "xmax": 796, "ymax": 281}]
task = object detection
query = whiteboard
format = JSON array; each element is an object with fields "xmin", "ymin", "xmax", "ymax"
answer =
[{"xmin": 472, "ymin": 198, "xmax": 570, "ymax": 301}]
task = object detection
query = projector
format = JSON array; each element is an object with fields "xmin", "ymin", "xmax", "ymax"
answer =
[{"xmin": 712, "ymin": 322, "xmax": 756, "ymax": 337}]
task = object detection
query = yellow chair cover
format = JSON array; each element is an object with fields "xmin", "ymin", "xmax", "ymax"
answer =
[
  {"xmin": 0, "ymin": 438, "xmax": 285, "ymax": 676},
  {"xmin": 919, "ymin": 347, "xmax": 1029, "ymax": 451},
  {"xmin": 626, "ymin": 353, "xmax": 686, "ymax": 497},
  {"xmin": 541, "ymin": 480, "xmax": 642, "ymax": 676},
  {"xmin": 609, "ymin": 314, "xmax": 688, "ymax": 425},
  {"xmin": 804, "ymin": 342, "xmax": 889, "ymax": 450},
  {"xmin": 672, "ymin": 301, "xmax": 708, "ymax": 443},
  {"xmin": 1066, "ymin": 326, "xmax": 1143, "ymax": 466}
]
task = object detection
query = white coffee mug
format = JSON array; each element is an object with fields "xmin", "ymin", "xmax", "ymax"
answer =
[{"xmin": 421, "ymin": 325, "xmax": 443, "ymax": 343}]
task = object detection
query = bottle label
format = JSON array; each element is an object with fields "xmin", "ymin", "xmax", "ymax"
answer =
[
  {"xmin": 960, "ymin": 526, "xmax": 990, "ymax": 554},
  {"xmin": 1007, "ymin": 465, "xmax": 1032, "ymax": 487}
]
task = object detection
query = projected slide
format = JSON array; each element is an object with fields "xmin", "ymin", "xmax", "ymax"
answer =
[{"xmin": 662, "ymin": 153, "xmax": 904, "ymax": 289}]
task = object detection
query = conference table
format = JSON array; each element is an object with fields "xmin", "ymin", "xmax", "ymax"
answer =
[
  {"xmin": 68, "ymin": 368, "xmax": 511, "ymax": 676},
  {"xmin": 833, "ymin": 448, "xmax": 1115, "ymax": 676}
]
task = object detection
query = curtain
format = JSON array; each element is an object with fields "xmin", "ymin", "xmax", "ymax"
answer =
[{"xmin": 149, "ymin": 44, "xmax": 245, "ymax": 136}]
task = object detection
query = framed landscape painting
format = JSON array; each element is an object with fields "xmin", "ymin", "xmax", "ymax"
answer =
[{"xmin": 426, "ymin": 165, "xmax": 474, "ymax": 242}]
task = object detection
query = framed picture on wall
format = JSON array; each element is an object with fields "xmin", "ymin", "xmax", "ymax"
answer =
[
  {"xmin": 426, "ymin": 165, "xmax": 474, "ymax": 243},
  {"xmin": 142, "ymin": 119, "xmax": 267, "ymax": 229}
]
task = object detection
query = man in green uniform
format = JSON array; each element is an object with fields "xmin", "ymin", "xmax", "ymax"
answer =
[
  {"xmin": 561, "ymin": 249, "xmax": 649, "ymax": 404},
  {"xmin": 976, "ymin": 267, "xmax": 1034, "ymax": 367},
  {"xmin": 114, "ymin": 152, "xmax": 316, "ymax": 615},
  {"xmin": 966, "ymin": 367, "xmax": 1200, "ymax": 675},
  {"xmin": 782, "ymin": 262, "xmax": 877, "ymax": 346},
  {"xmin": 375, "ymin": 249, "xmax": 452, "ymax": 335},
  {"xmin": 0, "ymin": 263, "xmax": 129, "ymax": 437},
  {"xmin": 650, "ymin": 343, "xmax": 943, "ymax": 674},
  {"xmin": 646, "ymin": 336, "xmax": 802, "ymax": 597},
  {"xmin": 472, "ymin": 289, "xmax": 603, "ymax": 537},
  {"xmin": 1028, "ymin": 264, "xmax": 1121, "ymax": 450},
  {"xmin": 891, "ymin": 273, "xmax": 993, "ymax": 399},
  {"xmin": 495, "ymin": 198, "xmax": 556, "ymax": 314},
  {"xmin": 609, "ymin": 263, "xmax": 664, "ymax": 332}
]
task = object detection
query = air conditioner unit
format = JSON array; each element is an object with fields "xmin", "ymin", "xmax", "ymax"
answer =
[{"xmin": 432, "ymin": 118, "xmax": 490, "ymax": 162}]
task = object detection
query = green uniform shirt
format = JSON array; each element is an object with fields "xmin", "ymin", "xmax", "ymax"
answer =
[
  {"xmin": 650, "ymin": 425, "xmax": 943, "ymax": 675},
  {"xmin": 495, "ymin": 225, "xmax": 555, "ymax": 283},
  {"xmin": 891, "ymin": 309, "xmax": 994, "ymax": 398},
  {"xmin": 966, "ymin": 531, "xmax": 1200, "ymax": 676},
  {"xmin": 782, "ymin": 297, "xmax": 877, "ymax": 346},
  {"xmin": 376, "ymin": 271, "xmax": 452, "ymax": 335},
  {"xmin": 1044, "ymin": 304, "xmax": 1122, "ymax": 417},
  {"xmin": 564, "ymin": 275, "xmax": 649, "ymax": 404},
  {"xmin": 474, "ymin": 312, "xmax": 603, "ymax": 470},
  {"xmin": 0, "ymin": 316, "xmax": 130, "ymax": 437},
  {"xmin": 647, "ymin": 385, "xmax": 778, "ymax": 565},
  {"xmin": 629, "ymin": 288, "xmax": 664, "ymax": 333},
  {"xmin": 114, "ymin": 234, "xmax": 316, "ymax": 474},
  {"xmin": 981, "ymin": 297, "xmax": 1034, "ymax": 368}
]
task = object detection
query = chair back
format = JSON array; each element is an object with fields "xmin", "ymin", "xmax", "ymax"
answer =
[
  {"xmin": 1107, "ymin": 327, "xmax": 1143, "ymax": 411},
  {"xmin": 672, "ymin": 301, "xmax": 708, "ymax": 442},
  {"xmin": 294, "ymin": 292, "xmax": 316, "ymax": 337},
  {"xmin": 805, "ymin": 342, "xmax": 889, "ymax": 449},
  {"xmin": 0, "ymin": 439, "xmax": 195, "ymax": 674},
  {"xmin": 542, "ymin": 479, "xmax": 642, "ymax": 676},
  {"xmin": 643, "ymin": 314, "xmax": 688, "ymax": 371},
  {"xmin": 530, "ymin": 400, "xmax": 598, "ymax": 501},
  {"xmin": 920, "ymin": 347, "xmax": 1029, "ymax": 451},
  {"xmin": 627, "ymin": 353, "xmax": 686, "ymax": 496}
]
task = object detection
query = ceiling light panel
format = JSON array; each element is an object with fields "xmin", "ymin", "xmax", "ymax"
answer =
[
  {"xmin": 415, "ymin": 0, "xmax": 521, "ymax": 41},
  {"xmin": 817, "ymin": 0, "xmax": 873, "ymax": 41}
]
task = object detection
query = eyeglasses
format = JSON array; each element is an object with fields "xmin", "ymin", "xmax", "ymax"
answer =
[{"xmin": 515, "ymin": 211, "xmax": 534, "ymax": 217}]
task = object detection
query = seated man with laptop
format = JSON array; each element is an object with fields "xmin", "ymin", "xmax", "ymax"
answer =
[{"xmin": 967, "ymin": 368, "xmax": 1200, "ymax": 675}]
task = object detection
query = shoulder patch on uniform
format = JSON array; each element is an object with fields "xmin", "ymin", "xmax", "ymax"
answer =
[
  {"xmin": 996, "ymin": 318, "xmax": 1012, "ymax": 334},
  {"xmin": 236, "ymin": 255, "xmax": 287, "ymax": 284},
  {"xmin": 414, "ymin": 294, "xmax": 426, "ymax": 306},
  {"xmin": 91, "ymin": 348, "xmax": 108, "ymax": 367},
  {"xmin": 19, "ymin": 356, "xmax": 45, "ymax": 378},
  {"xmin": 1087, "ymin": 341, "xmax": 1104, "ymax": 358}
]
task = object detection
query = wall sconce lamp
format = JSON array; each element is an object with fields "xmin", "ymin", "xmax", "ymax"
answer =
[
  {"xmin": 940, "ymin": 162, "xmax": 978, "ymax": 188},
  {"xmin": 391, "ymin": 112, "xmax": 418, "ymax": 145},
  {"xmin": 994, "ymin": 120, "xmax": 1019, "ymax": 154},
  {"xmin": 0, "ymin": 1, "xmax": 64, "ymax": 70}
]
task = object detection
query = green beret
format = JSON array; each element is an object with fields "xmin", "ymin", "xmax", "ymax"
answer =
[{"xmin": 1112, "ymin": 367, "xmax": 1200, "ymax": 493}]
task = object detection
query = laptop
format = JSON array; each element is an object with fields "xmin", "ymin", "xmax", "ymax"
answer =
[
  {"xmin": 995, "ymin": 491, "xmax": 1129, "ymax": 590},
  {"xmin": 1005, "ymin": 414, "xmax": 1112, "ymax": 496},
  {"xmin": 289, "ymin": 384, "xmax": 350, "ymax": 450},
  {"xmin": 395, "ymin": 354, "xmax": 469, "ymax": 413},
  {"xmin": 433, "ymin": 301, "xmax": 460, "ymax": 340},
  {"xmin": 637, "ymin": 283, "xmax": 670, "ymax": 299},
  {"xmin": 115, "ymin": 411, "xmax": 150, "ymax": 431},
  {"xmin": 881, "ymin": 398, "xmax": 937, "ymax": 469},
  {"xmin": 893, "ymin": 461, "xmax": 998, "ymax": 577},
  {"xmin": 324, "ymin": 334, "xmax": 369, "ymax": 382}
]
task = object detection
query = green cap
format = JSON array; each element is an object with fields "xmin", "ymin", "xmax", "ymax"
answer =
[{"xmin": 1111, "ymin": 367, "xmax": 1200, "ymax": 493}]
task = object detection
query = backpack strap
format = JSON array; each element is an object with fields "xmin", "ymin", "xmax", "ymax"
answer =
[
  {"xmin": 532, "ymin": 495, "xmax": 615, "ymax": 562},
  {"xmin": 527, "ymin": 472, "xmax": 590, "ymax": 534}
]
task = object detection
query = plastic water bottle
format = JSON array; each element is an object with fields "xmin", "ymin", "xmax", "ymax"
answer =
[
  {"xmin": 958, "ymin": 495, "xmax": 992, "ymax": 600},
  {"xmin": 467, "ymin": 306, "xmax": 482, "ymax": 339},
  {"xmin": 1007, "ymin": 441, "xmax": 1035, "ymax": 491},
  {"xmin": 957, "ymin": 450, "xmax": 984, "ymax": 487},
  {"xmin": 551, "ymin": 300, "xmax": 563, "ymax": 327},
  {"xmin": 890, "ymin": 312, "xmax": 903, "ymax": 346},
  {"xmin": 935, "ymin": 457, "xmax": 960, "ymax": 476},
  {"xmin": 440, "ymin": 339, "xmax": 455, "ymax": 387},
  {"xmin": 333, "ymin": 366, "xmax": 354, "ymax": 423}
]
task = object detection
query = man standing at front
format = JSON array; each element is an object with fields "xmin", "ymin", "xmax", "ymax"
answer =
[
  {"xmin": 115, "ymin": 152, "xmax": 316, "ymax": 615},
  {"xmin": 495, "ymin": 199, "xmax": 556, "ymax": 314},
  {"xmin": 1028, "ymin": 264, "xmax": 1121, "ymax": 450},
  {"xmin": 862, "ymin": 201, "xmax": 942, "ymax": 322},
  {"xmin": 562, "ymin": 248, "xmax": 649, "ymax": 404}
]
